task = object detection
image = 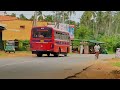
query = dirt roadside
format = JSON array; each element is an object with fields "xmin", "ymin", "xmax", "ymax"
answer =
[
  {"xmin": 0, "ymin": 51, "xmax": 35, "ymax": 58},
  {"xmin": 67, "ymin": 58, "xmax": 120, "ymax": 79}
]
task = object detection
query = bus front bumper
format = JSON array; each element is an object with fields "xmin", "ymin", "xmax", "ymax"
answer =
[{"xmin": 32, "ymin": 50, "xmax": 53, "ymax": 54}]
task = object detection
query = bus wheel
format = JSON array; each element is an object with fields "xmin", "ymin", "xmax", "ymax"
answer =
[
  {"xmin": 47, "ymin": 53, "xmax": 50, "ymax": 57},
  {"xmin": 54, "ymin": 53, "xmax": 59, "ymax": 57},
  {"xmin": 64, "ymin": 53, "xmax": 67, "ymax": 56},
  {"xmin": 37, "ymin": 54, "xmax": 42, "ymax": 57}
]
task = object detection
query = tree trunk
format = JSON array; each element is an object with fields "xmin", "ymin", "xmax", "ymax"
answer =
[
  {"xmin": 95, "ymin": 23, "xmax": 98, "ymax": 39},
  {"xmin": 69, "ymin": 13, "xmax": 70, "ymax": 24},
  {"xmin": 115, "ymin": 22, "xmax": 119, "ymax": 35},
  {"xmin": 108, "ymin": 21, "xmax": 110, "ymax": 36},
  {"xmin": 32, "ymin": 11, "xmax": 37, "ymax": 27},
  {"xmin": 62, "ymin": 11, "xmax": 64, "ymax": 23}
]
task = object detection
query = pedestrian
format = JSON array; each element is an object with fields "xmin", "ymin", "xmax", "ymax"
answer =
[
  {"xmin": 94, "ymin": 43, "xmax": 100, "ymax": 59},
  {"xmin": 80, "ymin": 44, "xmax": 84, "ymax": 54}
]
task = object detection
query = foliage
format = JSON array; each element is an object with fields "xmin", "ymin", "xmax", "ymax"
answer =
[
  {"xmin": 18, "ymin": 40, "xmax": 30, "ymax": 51},
  {"xmin": 29, "ymin": 15, "xmax": 34, "ymax": 20},
  {"xmin": 44, "ymin": 15, "xmax": 54, "ymax": 22},
  {"xmin": 38, "ymin": 16, "xmax": 43, "ymax": 21},
  {"xmin": 11, "ymin": 13, "xmax": 16, "ymax": 17},
  {"xmin": 72, "ymin": 40, "xmax": 80, "ymax": 46},
  {"xmin": 75, "ymin": 25, "xmax": 93, "ymax": 40},
  {"xmin": 65, "ymin": 20, "xmax": 76, "ymax": 25},
  {"xmin": 19, "ymin": 14, "xmax": 28, "ymax": 20},
  {"xmin": 75, "ymin": 11, "xmax": 120, "ymax": 53},
  {"xmin": 113, "ymin": 62, "xmax": 120, "ymax": 67},
  {"xmin": 52, "ymin": 11, "xmax": 76, "ymax": 23}
]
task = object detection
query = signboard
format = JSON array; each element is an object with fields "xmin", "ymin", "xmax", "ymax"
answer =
[
  {"xmin": 68, "ymin": 25, "xmax": 74, "ymax": 40},
  {"xmin": 47, "ymin": 23, "xmax": 74, "ymax": 40},
  {"xmin": 59, "ymin": 23, "xmax": 69, "ymax": 31}
]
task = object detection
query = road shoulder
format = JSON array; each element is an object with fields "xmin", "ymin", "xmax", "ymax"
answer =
[{"xmin": 67, "ymin": 58, "xmax": 120, "ymax": 79}]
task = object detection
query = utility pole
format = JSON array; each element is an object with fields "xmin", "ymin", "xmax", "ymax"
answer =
[
  {"xmin": 4, "ymin": 11, "xmax": 7, "ymax": 16},
  {"xmin": 54, "ymin": 11, "xmax": 59, "ymax": 29},
  {"xmin": 62, "ymin": 11, "xmax": 64, "ymax": 23},
  {"xmin": 32, "ymin": 11, "xmax": 38, "ymax": 27}
]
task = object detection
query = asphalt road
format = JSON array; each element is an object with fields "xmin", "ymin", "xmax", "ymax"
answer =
[{"xmin": 0, "ymin": 54, "xmax": 115, "ymax": 79}]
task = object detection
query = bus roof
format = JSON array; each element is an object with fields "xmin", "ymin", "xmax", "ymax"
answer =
[
  {"xmin": 32, "ymin": 26, "xmax": 70, "ymax": 34},
  {"xmin": 52, "ymin": 28, "xmax": 69, "ymax": 33}
]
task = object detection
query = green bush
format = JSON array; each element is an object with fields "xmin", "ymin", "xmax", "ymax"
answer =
[
  {"xmin": 18, "ymin": 40, "xmax": 30, "ymax": 51},
  {"xmin": 99, "ymin": 35, "xmax": 120, "ymax": 53},
  {"xmin": 113, "ymin": 42, "xmax": 120, "ymax": 52}
]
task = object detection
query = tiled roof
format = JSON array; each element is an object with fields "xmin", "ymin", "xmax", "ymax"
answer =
[{"xmin": 0, "ymin": 15, "xmax": 17, "ymax": 21}]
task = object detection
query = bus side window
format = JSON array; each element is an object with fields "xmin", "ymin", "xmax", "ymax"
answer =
[
  {"xmin": 54, "ymin": 31, "xmax": 57, "ymax": 39},
  {"xmin": 57, "ymin": 32, "xmax": 60, "ymax": 39},
  {"xmin": 57, "ymin": 32, "xmax": 59, "ymax": 39},
  {"xmin": 63, "ymin": 33, "xmax": 65, "ymax": 40},
  {"xmin": 64, "ymin": 33, "xmax": 65, "ymax": 40},
  {"xmin": 68, "ymin": 35, "xmax": 70, "ymax": 41},
  {"xmin": 67, "ymin": 34, "xmax": 69, "ymax": 41},
  {"xmin": 60, "ymin": 32, "xmax": 62, "ymax": 39},
  {"xmin": 61, "ymin": 33, "xmax": 63, "ymax": 40},
  {"xmin": 60, "ymin": 33, "xmax": 62, "ymax": 39},
  {"xmin": 56, "ymin": 32, "xmax": 58, "ymax": 39},
  {"xmin": 66, "ymin": 34, "xmax": 67, "ymax": 40},
  {"xmin": 65, "ymin": 34, "xmax": 66, "ymax": 40}
]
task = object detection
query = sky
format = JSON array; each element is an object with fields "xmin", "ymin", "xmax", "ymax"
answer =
[{"xmin": 0, "ymin": 11, "xmax": 84, "ymax": 23}]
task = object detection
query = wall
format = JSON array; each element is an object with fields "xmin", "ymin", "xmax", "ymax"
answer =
[{"xmin": 2, "ymin": 20, "xmax": 47, "ymax": 40}]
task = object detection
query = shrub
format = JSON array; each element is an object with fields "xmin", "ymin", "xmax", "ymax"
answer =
[{"xmin": 18, "ymin": 40, "xmax": 30, "ymax": 51}]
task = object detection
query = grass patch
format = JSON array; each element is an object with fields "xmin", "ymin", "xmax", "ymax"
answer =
[
  {"xmin": 68, "ymin": 52, "xmax": 74, "ymax": 54},
  {"xmin": 108, "ymin": 51, "xmax": 115, "ymax": 54},
  {"xmin": 16, "ymin": 51, "xmax": 31, "ymax": 53},
  {"xmin": 113, "ymin": 62, "xmax": 120, "ymax": 67},
  {"xmin": 0, "ymin": 53, "xmax": 6, "ymax": 56}
]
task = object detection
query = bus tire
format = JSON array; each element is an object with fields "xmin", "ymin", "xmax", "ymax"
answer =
[
  {"xmin": 67, "ymin": 47, "xmax": 69, "ymax": 53},
  {"xmin": 64, "ymin": 53, "xmax": 67, "ymax": 56},
  {"xmin": 37, "ymin": 54, "xmax": 42, "ymax": 57},
  {"xmin": 64, "ymin": 48, "xmax": 68, "ymax": 56},
  {"xmin": 59, "ymin": 48, "xmax": 61, "ymax": 54},
  {"xmin": 54, "ymin": 53, "xmax": 59, "ymax": 57},
  {"xmin": 47, "ymin": 53, "xmax": 50, "ymax": 57}
]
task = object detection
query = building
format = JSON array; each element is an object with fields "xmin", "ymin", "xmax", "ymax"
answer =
[
  {"xmin": 1, "ymin": 16, "xmax": 47, "ymax": 40},
  {"xmin": 0, "ymin": 15, "xmax": 47, "ymax": 50}
]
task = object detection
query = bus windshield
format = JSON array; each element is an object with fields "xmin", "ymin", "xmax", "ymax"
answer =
[{"xmin": 32, "ymin": 27, "xmax": 52, "ymax": 38}]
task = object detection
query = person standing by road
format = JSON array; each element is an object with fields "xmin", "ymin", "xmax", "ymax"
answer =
[
  {"xmin": 94, "ymin": 43, "xmax": 100, "ymax": 59},
  {"xmin": 80, "ymin": 44, "xmax": 84, "ymax": 54}
]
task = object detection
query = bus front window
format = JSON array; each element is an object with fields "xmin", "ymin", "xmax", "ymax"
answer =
[{"xmin": 32, "ymin": 28, "xmax": 52, "ymax": 38}]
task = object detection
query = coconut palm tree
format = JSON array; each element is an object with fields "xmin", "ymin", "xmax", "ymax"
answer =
[{"xmin": 67, "ymin": 11, "xmax": 76, "ymax": 24}]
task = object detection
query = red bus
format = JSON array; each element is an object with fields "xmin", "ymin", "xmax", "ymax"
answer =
[{"xmin": 30, "ymin": 26, "xmax": 70, "ymax": 57}]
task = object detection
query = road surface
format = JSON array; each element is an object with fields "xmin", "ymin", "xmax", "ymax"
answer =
[{"xmin": 0, "ymin": 54, "xmax": 115, "ymax": 79}]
